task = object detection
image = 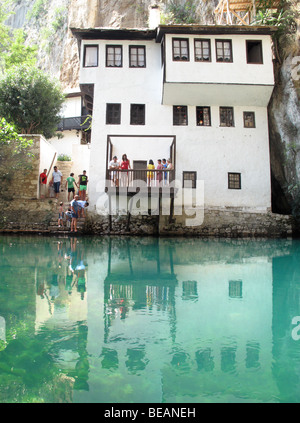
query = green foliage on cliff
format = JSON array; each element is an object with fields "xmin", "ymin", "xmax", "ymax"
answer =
[
  {"xmin": 0, "ymin": 65, "xmax": 65, "ymax": 139},
  {"xmin": 161, "ymin": 0, "xmax": 198, "ymax": 24},
  {"xmin": 0, "ymin": 2, "xmax": 38, "ymax": 72},
  {"xmin": 2, "ymin": 29, "xmax": 37, "ymax": 71},
  {"xmin": 252, "ymin": 0, "xmax": 298, "ymax": 62}
]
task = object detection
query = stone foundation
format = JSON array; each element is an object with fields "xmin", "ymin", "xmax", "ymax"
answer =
[
  {"xmin": 83, "ymin": 208, "xmax": 295, "ymax": 238},
  {"xmin": 0, "ymin": 200, "xmax": 295, "ymax": 237},
  {"xmin": 0, "ymin": 199, "xmax": 54, "ymax": 232}
]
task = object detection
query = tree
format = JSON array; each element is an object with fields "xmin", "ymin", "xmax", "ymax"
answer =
[{"xmin": 0, "ymin": 65, "xmax": 65, "ymax": 139}]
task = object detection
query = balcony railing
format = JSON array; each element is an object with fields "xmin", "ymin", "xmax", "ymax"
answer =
[
  {"xmin": 57, "ymin": 115, "xmax": 91, "ymax": 131},
  {"xmin": 106, "ymin": 169, "xmax": 175, "ymax": 188}
]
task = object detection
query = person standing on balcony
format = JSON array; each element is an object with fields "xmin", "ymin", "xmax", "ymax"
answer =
[
  {"xmin": 156, "ymin": 159, "xmax": 163, "ymax": 187},
  {"xmin": 162, "ymin": 158, "xmax": 167, "ymax": 186},
  {"xmin": 109, "ymin": 156, "xmax": 120, "ymax": 187},
  {"xmin": 167, "ymin": 159, "xmax": 173, "ymax": 185},
  {"xmin": 52, "ymin": 166, "xmax": 63, "ymax": 199},
  {"xmin": 78, "ymin": 170, "xmax": 88, "ymax": 201},
  {"xmin": 121, "ymin": 154, "xmax": 131, "ymax": 187},
  {"xmin": 147, "ymin": 159, "xmax": 155, "ymax": 187}
]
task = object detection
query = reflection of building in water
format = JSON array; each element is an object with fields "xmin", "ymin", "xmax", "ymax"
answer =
[
  {"xmin": 14, "ymin": 236, "xmax": 298, "ymax": 402},
  {"xmin": 93, "ymin": 238, "xmax": 281, "ymax": 402},
  {"xmin": 272, "ymin": 246, "xmax": 300, "ymax": 402},
  {"xmin": 34, "ymin": 239, "xmax": 90, "ymax": 392},
  {"xmin": 104, "ymin": 238, "xmax": 177, "ymax": 344}
]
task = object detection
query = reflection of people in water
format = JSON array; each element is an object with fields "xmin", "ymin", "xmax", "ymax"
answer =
[
  {"xmin": 76, "ymin": 260, "xmax": 87, "ymax": 301},
  {"xmin": 69, "ymin": 238, "xmax": 79, "ymax": 272},
  {"xmin": 50, "ymin": 273, "xmax": 60, "ymax": 301},
  {"xmin": 57, "ymin": 241, "xmax": 63, "ymax": 268},
  {"xmin": 37, "ymin": 278, "xmax": 46, "ymax": 299},
  {"xmin": 65, "ymin": 267, "xmax": 76, "ymax": 295}
]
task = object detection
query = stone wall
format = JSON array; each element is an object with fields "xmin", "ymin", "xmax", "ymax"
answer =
[
  {"xmin": 0, "ymin": 135, "xmax": 55, "ymax": 231},
  {"xmin": 83, "ymin": 207, "xmax": 294, "ymax": 238},
  {"xmin": 3, "ymin": 135, "xmax": 41, "ymax": 202}
]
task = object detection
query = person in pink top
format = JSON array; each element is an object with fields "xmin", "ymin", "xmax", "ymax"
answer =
[
  {"xmin": 156, "ymin": 159, "xmax": 163, "ymax": 186},
  {"xmin": 120, "ymin": 153, "xmax": 131, "ymax": 186}
]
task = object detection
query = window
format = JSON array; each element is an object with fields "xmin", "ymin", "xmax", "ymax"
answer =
[
  {"xmin": 130, "ymin": 104, "xmax": 145, "ymax": 125},
  {"xmin": 83, "ymin": 45, "xmax": 98, "ymax": 67},
  {"xmin": 182, "ymin": 281, "xmax": 198, "ymax": 301},
  {"xmin": 129, "ymin": 46, "xmax": 146, "ymax": 67},
  {"xmin": 196, "ymin": 106, "xmax": 211, "ymax": 126},
  {"xmin": 183, "ymin": 171, "xmax": 197, "ymax": 188},
  {"xmin": 228, "ymin": 173, "xmax": 241, "ymax": 190},
  {"xmin": 243, "ymin": 111, "xmax": 256, "ymax": 128},
  {"xmin": 246, "ymin": 40, "xmax": 263, "ymax": 64},
  {"xmin": 229, "ymin": 280, "xmax": 243, "ymax": 298},
  {"xmin": 172, "ymin": 38, "xmax": 189, "ymax": 61},
  {"xmin": 106, "ymin": 103, "xmax": 121, "ymax": 125},
  {"xmin": 194, "ymin": 39, "xmax": 211, "ymax": 62},
  {"xmin": 216, "ymin": 40, "xmax": 233, "ymax": 62},
  {"xmin": 106, "ymin": 45, "xmax": 122, "ymax": 67},
  {"xmin": 173, "ymin": 105, "xmax": 188, "ymax": 126},
  {"xmin": 220, "ymin": 107, "xmax": 234, "ymax": 127}
]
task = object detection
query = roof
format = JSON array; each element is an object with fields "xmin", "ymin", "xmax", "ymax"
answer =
[
  {"xmin": 156, "ymin": 24, "xmax": 277, "ymax": 41},
  {"xmin": 71, "ymin": 24, "xmax": 277, "ymax": 43},
  {"xmin": 70, "ymin": 27, "xmax": 157, "ymax": 41}
]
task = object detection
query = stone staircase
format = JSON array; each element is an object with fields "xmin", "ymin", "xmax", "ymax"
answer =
[{"xmin": 47, "ymin": 160, "xmax": 86, "ymax": 234}]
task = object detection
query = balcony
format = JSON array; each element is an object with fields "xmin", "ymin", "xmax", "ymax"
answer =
[
  {"xmin": 105, "ymin": 135, "xmax": 176, "ymax": 196},
  {"xmin": 57, "ymin": 115, "xmax": 91, "ymax": 131}
]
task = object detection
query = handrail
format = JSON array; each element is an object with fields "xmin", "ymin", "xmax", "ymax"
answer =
[
  {"xmin": 57, "ymin": 115, "xmax": 92, "ymax": 131},
  {"xmin": 107, "ymin": 168, "xmax": 175, "ymax": 187}
]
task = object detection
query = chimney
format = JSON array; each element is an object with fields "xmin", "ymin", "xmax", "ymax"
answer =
[{"xmin": 148, "ymin": 3, "xmax": 160, "ymax": 29}]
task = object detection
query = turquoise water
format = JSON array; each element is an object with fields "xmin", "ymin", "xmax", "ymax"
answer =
[{"xmin": 0, "ymin": 235, "xmax": 300, "ymax": 403}]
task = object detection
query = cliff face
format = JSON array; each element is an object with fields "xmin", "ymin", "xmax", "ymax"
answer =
[{"xmin": 5, "ymin": 0, "xmax": 300, "ymax": 218}]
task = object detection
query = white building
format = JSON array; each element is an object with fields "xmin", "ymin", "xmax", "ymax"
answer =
[{"xmin": 71, "ymin": 24, "xmax": 275, "ymax": 217}]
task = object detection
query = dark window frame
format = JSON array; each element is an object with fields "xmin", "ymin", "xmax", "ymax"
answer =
[
  {"xmin": 243, "ymin": 111, "xmax": 256, "ymax": 128},
  {"xmin": 216, "ymin": 39, "xmax": 233, "ymax": 63},
  {"xmin": 183, "ymin": 171, "xmax": 197, "ymax": 189},
  {"xmin": 83, "ymin": 45, "xmax": 99, "ymax": 67},
  {"xmin": 106, "ymin": 103, "xmax": 121, "ymax": 125},
  {"xmin": 228, "ymin": 172, "xmax": 241, "ymax": 190},
  {"xmin": 246, "ymin": 40, "xmax": 263, "ymax": 64},
  {"xmin": 172, "ymin": 38, "xmax": 190, "ymax": 62},
  {"xmin": 129, "ymin": 45, "xmax": 146, "ymax": 68},
  {"xmin": 196, "ymin": 106, "xmax": 211, "ymax": 126},
  {"xmin": 229, "ymin": 280, "xmax": 243, "ymax": 298},
  {"xmin": 194, "ymin": 39, "xmax": 211, "ymax": 62},
  {"xmin": 106, "ymin": 45, "xmax": 123, "ymax": 67},
  {"xmin": 130, "ymin": 104, "xmax": 145, "ymax": 125},
  {"xmin": 173, "ymin": 105, "xmax": 188, "ymax": 126},
  {"xmin": 220, "ymin": 107, "xmax": 234, "ymax": 127}
]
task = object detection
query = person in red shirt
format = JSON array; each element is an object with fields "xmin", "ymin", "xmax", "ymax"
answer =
[
  {"xmin": 120, "ymin": 154, "xmax": 131, "ymax": 187},
  {"xmin": 39, "ymin": 169, "xmax": 48, "ymax": 199}
]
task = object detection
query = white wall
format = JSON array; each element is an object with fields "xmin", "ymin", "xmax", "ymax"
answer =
[
  {"xmin": 79, "ymin": 35, "xmax": 273, "ymax": 214},
  {"xmin": 164, "ymin": 33, "xmax": 274, "ymax": 86},
  {"xmin": 61, "ymin": 95, "xmax": 82, "ymax": 118},
  {"xmin": 72, "ymin": 144, "xmax": 91, "ymax": 181},
  {"xmin": 50, "ymin": 130, "xmax": 81, "ymax": 157},
  {"xmin": 39, "ymin": 135, "xmax": 57, "ymax": 174}
]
